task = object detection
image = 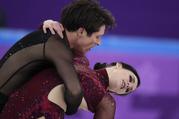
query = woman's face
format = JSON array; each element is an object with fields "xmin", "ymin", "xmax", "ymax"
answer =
[{"xmin": 107, "ymin": 63, "xmax": 138, "ymax": 95}]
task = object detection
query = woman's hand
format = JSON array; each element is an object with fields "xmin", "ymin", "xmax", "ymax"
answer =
[{"xmin": 43, "ymin": 19, "xmax": 64, "ymax": 38}]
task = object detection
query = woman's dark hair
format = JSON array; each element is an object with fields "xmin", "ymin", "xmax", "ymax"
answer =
[{"xmin": 60, "ymin": 0, "xmax": 116, "ymax": 36}]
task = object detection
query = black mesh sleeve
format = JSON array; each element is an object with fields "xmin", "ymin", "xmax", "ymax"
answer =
[
  {"xmin": 45, "ymin": 34, "xmax": 83, "ymax": 115},
  {"xmin": 0, "ymin": 92, "xmax": 8, "ymax": 112},
  {"xmin": 94, "ymin": 93, "xmax": 116, "ymax": 119}
]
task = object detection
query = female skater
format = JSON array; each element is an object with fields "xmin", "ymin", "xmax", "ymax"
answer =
[{"xmin": 0, "ymin": 51, "xmax": 140, "ymax": 119}]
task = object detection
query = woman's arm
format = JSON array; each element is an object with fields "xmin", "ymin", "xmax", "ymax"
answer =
[
  {"xmin": 93, "ymin": 93, "xmax": 116, "ymax": 119},
  {"xmin": 48, "ymin": 85, "xmax": 116, "ymax": 119},
  {"xmin": 42, "ymin": 20, "xmax": 64, "ymax": 38}
]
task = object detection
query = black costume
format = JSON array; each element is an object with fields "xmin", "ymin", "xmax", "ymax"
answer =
[{"xmin": 0, "ymin": 29, "xmax": 83, "ymax": 114}]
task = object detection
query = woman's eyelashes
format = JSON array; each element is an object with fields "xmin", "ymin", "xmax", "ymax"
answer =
[{"xmin": 129, "ymin": 75, "xmax": 135, "ymax": 83}]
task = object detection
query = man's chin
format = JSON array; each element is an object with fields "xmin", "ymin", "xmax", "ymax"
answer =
[
  {"xmin": 82, "ymin": 49, "xmax": 89, "ymax": 54},
  {"xmin": 82, "ymin": 51, "xmax": 87, "ymax": 55},
  {"xmin": 76, "ymin": 50, "xmax": 86, "ymax": 55}
]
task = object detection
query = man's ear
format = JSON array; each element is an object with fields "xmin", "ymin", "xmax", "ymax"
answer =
[{"xmin": 77, "ymin": 27, "xmax": 85, "ymax": 37}]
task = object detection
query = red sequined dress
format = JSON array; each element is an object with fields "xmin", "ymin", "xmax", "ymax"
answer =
[{"xmin": 0, "ymin": 52, "xmax": 110, "ymax": 119}]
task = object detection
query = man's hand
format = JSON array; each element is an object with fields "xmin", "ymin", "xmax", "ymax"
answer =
[{"xmin": 43, "ymin": 19, "xmax": 64, "ymax": 38}]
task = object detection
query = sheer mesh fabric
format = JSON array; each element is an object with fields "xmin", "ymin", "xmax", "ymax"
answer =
[
  {"xmin": 94, "ymin": 93, "xmax": 116, "ymax": 119},
  {"xmin": 44, "ymin": 34, "xmax": 83, "ymax": 114},
  {"xmin": 0, "ymin": 30, "xmax": 83, "ymax": 114},
  {"xmin": 0, "ymin": 30, "xmax": 46, "ymax": 94}
]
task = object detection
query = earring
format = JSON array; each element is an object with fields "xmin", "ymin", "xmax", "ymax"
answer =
[
  {"xmin": 116, "ymin": 63, "xmax": 120, "ymax": 68},
  {"xmin": 116, "ymin": 63, "xmax": 122, "ymax": 69}
]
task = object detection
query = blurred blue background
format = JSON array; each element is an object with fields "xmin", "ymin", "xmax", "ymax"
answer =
[{"xmin": 0, "ymin": 0, "xmax": 179, "ymax": 119}]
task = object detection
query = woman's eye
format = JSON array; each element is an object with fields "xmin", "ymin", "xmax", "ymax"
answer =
[
  {"xmin": 126, "ymin": 88, "xmax": 129, "ymax": 93},
  {"xmin": 129, "ymin": 75, "xmax": 132, "ymax": 82},
  {"xmin": 129, "ymin": 75, "xmax": 135, "ymax": 83}
]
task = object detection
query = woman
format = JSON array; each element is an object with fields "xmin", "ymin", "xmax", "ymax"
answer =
[{"xmin": 0, "ymin": 51, "xmax": 140, "ymax": 119}]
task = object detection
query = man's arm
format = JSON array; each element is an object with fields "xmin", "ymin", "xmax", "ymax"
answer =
[
  {"xmin": 45, "ymin": 34, "xmax": 83, "ymax": 115},
  {"xmin": 94, "ymin": 93, "xmax": 116, "ymax": 119}
]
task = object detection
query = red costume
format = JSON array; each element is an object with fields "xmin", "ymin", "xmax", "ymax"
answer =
[{"xmin": 0, "ymin": 51, "xmax": 111, "ymax": 119}]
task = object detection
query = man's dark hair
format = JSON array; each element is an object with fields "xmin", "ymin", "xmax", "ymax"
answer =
[{"xmin": 60, "ymin": 0, "xmax": 116, "ymax": 36}]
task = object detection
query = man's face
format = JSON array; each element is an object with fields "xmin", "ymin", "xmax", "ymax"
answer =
[
  {"xmin": 74, "ymin": 25, "xmax": 105, "ymax": 54},
  {"xmin": 108, "ymin": 63, "xmax": 139, "ymax": 95}
]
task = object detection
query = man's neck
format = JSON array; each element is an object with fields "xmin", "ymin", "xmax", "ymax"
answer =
[{"xmin": 65, "ymin": 29, "xmax": 77, "ymax": 48}]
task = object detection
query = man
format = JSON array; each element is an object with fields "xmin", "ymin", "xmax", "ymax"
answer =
[{"xmin": 0, "ymin": 0, "xmax": 115, "ymax": 115}]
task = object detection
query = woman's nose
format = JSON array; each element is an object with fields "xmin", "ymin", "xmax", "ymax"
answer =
[{"xmin": 127, "ymin": 82, "xmax": 130, "ymax": 87}]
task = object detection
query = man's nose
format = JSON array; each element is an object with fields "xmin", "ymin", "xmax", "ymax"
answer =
[{"xmin": 94, "ymin": 39, "xmax": 101, "ymax": 46}]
